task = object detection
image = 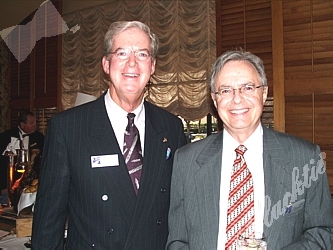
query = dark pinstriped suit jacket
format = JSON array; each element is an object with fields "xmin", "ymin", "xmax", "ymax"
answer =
[
  {"xmin": 167, "ymin": 125, "xmax": 333, "ymax": 249},
  {"xmin": 31, "ymin": 93, "xmax": 186, "ymax": 249}
]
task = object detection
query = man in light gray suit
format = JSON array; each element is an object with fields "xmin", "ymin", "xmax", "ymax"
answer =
[{"xmin": 166, "ymin": 49, "xmax": 333, "ymax": 249}]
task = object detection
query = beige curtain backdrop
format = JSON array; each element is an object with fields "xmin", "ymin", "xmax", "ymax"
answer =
[{"xmin": 62, "ymin": 0, "xmax": 216, "ymax": 121}]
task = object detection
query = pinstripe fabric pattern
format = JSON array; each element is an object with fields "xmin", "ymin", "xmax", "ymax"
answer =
[
  {"xmin": 226, "ymin": 145, "xmax": 254, "ymax": 250},
  {"xmin": 31, "ymin": 94, "xmax": 187, "ymax": 249}
]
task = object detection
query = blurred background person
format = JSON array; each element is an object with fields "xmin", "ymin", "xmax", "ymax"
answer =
[{"xmin": 0, "ymin": 110, "xmax": 44, "ymax": 207}]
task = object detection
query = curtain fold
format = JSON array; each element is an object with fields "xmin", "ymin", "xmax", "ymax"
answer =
[{"xmin": 62, "ymin": 0, "xmax": 216, "ymax": 121}]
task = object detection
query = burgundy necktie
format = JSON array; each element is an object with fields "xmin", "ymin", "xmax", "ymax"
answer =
[
  {"xmin": 123, "ymin": 113, "xmax": 143, "ymax": 195},
  {"xmin": 225, "ymin": 145, "xmax": 255, "ymax": 249}
]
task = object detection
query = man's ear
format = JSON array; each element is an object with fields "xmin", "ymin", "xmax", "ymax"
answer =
[
  {"xmin": 102, "ymin": 56, "xmax": 110, "ymax": 74},
  {"xmin": 262, "ymin": 86, "xmax": 268, "ymax": 104},
  {"xmin": 19, "ymin": 122, "xmax": 26, "ymax": 131},
  {"xmin": 211, "ymin": 92, "xmax": 217, "ymax": 108},
  {"xmin": 150, "ymin": 58, "xmax": 156, "ymax": 75}
]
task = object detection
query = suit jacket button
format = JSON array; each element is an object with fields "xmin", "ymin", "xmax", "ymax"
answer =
[
  {"xmin": 107, "ymin": 229, "xmax": 114, "ymax": 235},
  {"xmin": 160, "ymin": 188, "xmax": 166, "ymax": 193},
  {"xmin": 156, "ymin": 220, "xmax": 162, "ymax": 225},
  {"xmin": 102, "ymin": 195, "xmax": 108, "ymax": 201}
]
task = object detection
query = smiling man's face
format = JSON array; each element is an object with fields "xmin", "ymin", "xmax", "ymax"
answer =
[
  {"xmin": 211, "ymin": 60, "xmax": 268, "ymax": 142},
  {"xmin": 102, "ymin": 27, "xmax": 156, "ymax": 110}
]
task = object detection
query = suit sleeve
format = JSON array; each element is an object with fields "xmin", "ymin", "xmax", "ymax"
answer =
[
  {"xmin": 176, "ymin": 119, "xmax": 187, "ymax": 149},
  {"xmin": 166, "ymin": 148, "xmax": 190, "ymax": 250},
  {"xmin": 282, "ymin": 145, "xmax": 333, "ymax": 249},
  {"xmin": 31, "ymin": 116, "xmax": 69, "ymax": 249}
]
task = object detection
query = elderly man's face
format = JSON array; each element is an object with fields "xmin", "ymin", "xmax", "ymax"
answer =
[
  {"xmin": 102, "ymin": 27, "xmax": 155, "ymax": 109},
  {"xmin": 211, "ymin": 60, "xmax": 268, "ymax": 141}
]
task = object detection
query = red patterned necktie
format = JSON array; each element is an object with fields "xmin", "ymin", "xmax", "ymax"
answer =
[
  {"xmin": 225, "ymin": 145, "xmax": 255, "ymax": 250},
  {"xmin": 123, "ymin": 113, "xmax": 143, "ymax": 195}
]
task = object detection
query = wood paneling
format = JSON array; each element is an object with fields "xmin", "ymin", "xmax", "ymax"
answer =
[
  {"xmin": 34, "ymin": 36, "xmax": 59, "ymax": 108},
  {"xmin": 286, "ymin": 94, "xmax": 333, "ymax": 193},
  {"xmin": 216, "ymin": 0, "xmax": 273, "ymax": 97},
  {"xmin": 8, "ymin": 0, "xmax": 62, "ymax": 129},
  {"xmin": 284, "ymin": 0, "xmax": 333, "ymax": 193},
  {"xmin": 271, "ymin": 0, "xmax": 285, "ymax": 132}
]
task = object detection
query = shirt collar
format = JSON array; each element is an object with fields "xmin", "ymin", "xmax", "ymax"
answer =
[
  {"xmin": 243, "ymin": 124, "xmax": 263, "ymax": 148},
  {"xmin": 105, "ymin": 89, "xmax": 144, "ymax": 122},
  {"xmin": 18, "ymin": 127, "xmax": 28, "ymax": 137},
  {"xmin": 223, "ymin": 123, "xmax": 263, "ymax": 153}
]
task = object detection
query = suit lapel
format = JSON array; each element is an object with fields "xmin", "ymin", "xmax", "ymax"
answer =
[
  {"xmin": 28, "ymin": 132, "xmax": 41, "ymax": 149},
  {"xmin": 262, "ymin": 126, "xmax": 292, "ymax": 244},
  {"xmin": 13, "ymin": 128, "xmax": 20, "ymax": 139},
  {"xmin": 85, "ymin": 95, "xmax": 136, "ymax": 224},
  {"xmin": 194, "ymin": 132, "xmax": 224, "ymax": 249}
]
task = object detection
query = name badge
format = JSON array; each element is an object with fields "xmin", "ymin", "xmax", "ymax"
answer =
[{"xmin": 91, "ymin": 154, "xmax": 119, "ymax": 168}]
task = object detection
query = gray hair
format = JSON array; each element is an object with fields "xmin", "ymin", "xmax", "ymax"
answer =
[
  {"xmin": 104, "ymin": 21, "xmax": 159, "ymax": 60},
  {"xmin": 210, "ymin": 49, "xmax": 267, "ymax": 92}
]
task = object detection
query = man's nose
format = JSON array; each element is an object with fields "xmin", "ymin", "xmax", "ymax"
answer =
[{"xmin": 127, "ymin": 52, "xmax": 137, "ymax": 66}]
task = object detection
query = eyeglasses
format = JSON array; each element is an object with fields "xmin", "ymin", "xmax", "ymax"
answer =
[
  {"xmin": 110, "ymin": 48, "xmax": 151, "ymax": 61},
  {"xmin": 214, "ymin": 84, "xmax": 264, "ymax": 98}
]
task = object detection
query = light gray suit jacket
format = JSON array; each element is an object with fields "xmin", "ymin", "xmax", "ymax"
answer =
[{"xmin": 167, "ymin": 125, "xmax": 333, "ymax": 249}]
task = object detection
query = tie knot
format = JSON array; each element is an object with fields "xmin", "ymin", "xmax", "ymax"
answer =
[
  {"xmin": 235, "ymin": 145, "xmax": 247, "ymax": 156},
  {"xmin": 127, "ymin": 113, "xmax": 135, "ymax": 125}
]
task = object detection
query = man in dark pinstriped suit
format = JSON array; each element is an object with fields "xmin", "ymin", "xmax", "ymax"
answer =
[{"xmin": 32, "ymin": 21, "xmax": 186, "ymax": 249}]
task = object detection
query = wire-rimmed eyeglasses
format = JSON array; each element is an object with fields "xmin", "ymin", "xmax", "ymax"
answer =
[
  {"xmin": 214, "ymin": 84, "xmax": 264, "ymax": 98},
  {"xmin": 110, "ymin": 48, "xmax": 151, "ymax": 61}
]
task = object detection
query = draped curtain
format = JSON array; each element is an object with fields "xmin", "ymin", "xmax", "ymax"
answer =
[{"xmin": 62, "ymin": 0, "xmax": 216, "ymax": 121}]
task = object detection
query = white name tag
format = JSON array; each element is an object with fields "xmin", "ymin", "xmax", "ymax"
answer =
[{"xmin": 91, "ymin": 154, "xmax": 119, "ymax": 168}]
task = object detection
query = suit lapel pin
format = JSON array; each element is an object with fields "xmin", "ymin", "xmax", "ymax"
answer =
[
  {"xmin": 166, "ymin": 147, "xmax": 171, "ymax": 160},
  {"xmin": 163, "ymin": 137, "xmax": 168, "ymax": 143}
]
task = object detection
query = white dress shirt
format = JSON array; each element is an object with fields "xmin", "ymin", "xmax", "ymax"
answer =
[
  {"xmin": 104, "ymin": 89, "xmax": 145, "ymax": 155},
  {"xmin": 19, "ymin": 127, "xmax": 29, "ymax": 150},
  {"xmin": 217, "ymin": 124, "xmax": 265, "ymax": 249}
]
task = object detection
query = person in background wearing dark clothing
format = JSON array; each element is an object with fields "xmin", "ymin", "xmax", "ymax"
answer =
[
  {"xmin": 0, "ymin": 111, "xmax": 44, "ymax": 207},
  {"xmin": 32, "ymin": 21, "xmax": 186, "ymax": 249}
]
